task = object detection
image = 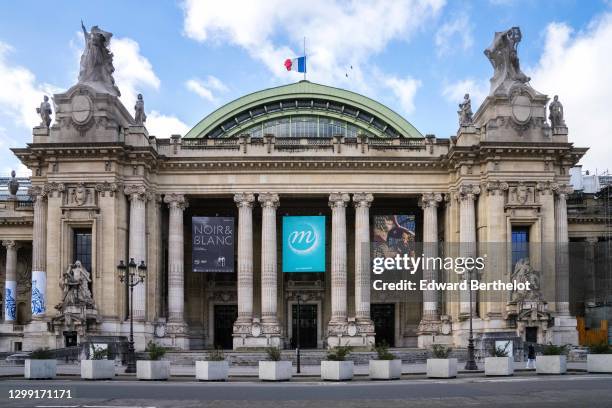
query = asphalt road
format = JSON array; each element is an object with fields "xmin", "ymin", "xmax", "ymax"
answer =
[{"xmin": 1, "ymin": 375, "xmax": 612, "ymax": 408}]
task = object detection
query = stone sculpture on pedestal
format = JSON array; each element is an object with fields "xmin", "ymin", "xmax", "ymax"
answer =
[
  {"xmin": 548, "ymin": 95, "xmax": 565, "ymax": 127},
  {"xmin": 134, "ymin": 93, "xmax": 147, "ymax": 125},
  {"xmin": 36, "ymin": 96, "xmax": 52, "ymax": 128},
  {"xmin": 458, "ymin": 93, "xmax": 473, "ymax": 126},
  {"xmin": 484, "ymin": 27, "xmax": 531, "ymax": 95},
  {"xmin": 78, "ymin": 20, "xmax": 120, "ymax": 96}
]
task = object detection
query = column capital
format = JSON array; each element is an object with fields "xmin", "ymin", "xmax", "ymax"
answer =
[
  {"xmin": 555, "ymin": 184, "xmax": 573, "ymax": 199},
  {"xmin": 420, "ymin": 193, "xmax": 443, "ymax": 209},
  {"xmin": 536, "ymin": 181, "xmax": 558, "ymax": 195},
  {"xmin": 456, "ymin": 184, "xmax": 480, "ymax": 201},
  {"xmin": 94, "ymin": 181, "xmax": 121, "ymax": 197},
  {"xmin": 2, "ymin": 240, "xmax": 16, "ymax": 250},
  {"xmin": 352, "ymin": 193, "xmax": 373, "ymax": 208},
  {"xmin": 27, "ymin": 186, "xmax": 47, "ymax": 202},
  {"xmin": 484, "ymin": 180, "xmax": 509, "ymax": 196},
  {"xmin": 257, "ymin": 193, "xmax": 279, "ymax": 209},
  {"xmin": 164, "ymin": 193, "xmax": 188, "ymax": 210},
  {"xmin": 329, "ymin": 192, "xmax": 350, "ymax": 208},
  {"xmin": 124, "ymin": 184, "xmax": 152, "ymax": 201},
  {"xmin": 42, "ymin": 182, "xmax": 65, "ymax": 198},
  {"xmin": 234, "ymin": 192, "xmax": 255, "ymax": 208}
]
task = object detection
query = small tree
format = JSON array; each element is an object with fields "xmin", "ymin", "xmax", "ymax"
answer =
[
  {"xmin": 431, "ymin": 344, "xmax": 452, "ymax": 359},
  {"xmin": 91, "ymin": 346, "xmax": 108, "ymax": 360},
  {"xmin": 326, "ymin": 346, "xmax": 352, "ymax": 361},
  {"xmin": 207, "ymin": 347, "xmax": 225, "ymax": 361},
  {"xmin": 29, "ymin": 348, "xmax": 53, "ymax": 360},
  {"xmin": 541, "ymin": 343, "xmax": 568, "ymax": 356},
  {"xmin": 145, "ymin": 341, "xmax": 166, "ymax": 361},
  {"xmin": 373, "ymin": 341, "xmax": 396, "ymax": 360},
  {"xmin": 589, "ymin": 342, "xmax": 612, "ymax": 354},
  {"xmin": 265, "ymin": 347, "xmax": 282, "ymax": 361},
  {"xmin": 491, "ymin": 342, "xmax": 510, "ymax": 357}
]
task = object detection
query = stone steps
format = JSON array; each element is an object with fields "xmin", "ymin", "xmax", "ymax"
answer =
[{"xmin": 164, "ymin": 348, "xmax": 468, "ymax": 366}]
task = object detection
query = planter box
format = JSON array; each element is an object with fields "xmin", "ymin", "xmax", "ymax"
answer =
[
  {"xmin": 258, "ymin": 361, "xmax": 292, "ymax": 381},
  {"xmin": 196, "ymin": 361, "xmax": 229, "ymax": 381},
  {"xmin": 536, "ymin": 355, "xmax": 567, "ymax": 375},
  {"xmin": 426, "ymin": 358, "xmax": 457, "ymax": 378},
  {"xmin": 321, "ymin": 361, "xmax": 354, "ymax": 381},
  {"xmin": 587, "ymin": 354, "xmax": 612, "ymax": 373},
  {"xmin": 369, "ymin": 359, "xmax": 402, "ymax": 380},
  {"xmin": 484, "ymin": 357, "xmax": 514, "ymax": 376},
  {"xmin": 25, "ymin": 359, "xmax": 56, "ymax": 379},
  {"xmin": 81, "ymin": 360, "xmax": 115, "ymax": 380},
  {"xmin": 136, "ymin": 360, "xmax": 170, "ymax": 380}
]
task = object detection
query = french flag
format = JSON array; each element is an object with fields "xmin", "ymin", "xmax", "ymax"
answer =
[{"xmin": 284, "ymin": 56, "xmax": 306, "ymax": 73}]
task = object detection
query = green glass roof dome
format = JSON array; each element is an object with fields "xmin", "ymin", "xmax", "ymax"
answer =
[{"xmin": 183, "ymin": 81, "xmax": 423, "ymax": 139}]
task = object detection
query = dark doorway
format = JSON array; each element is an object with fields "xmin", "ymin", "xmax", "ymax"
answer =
[
  {"xmin": 64, "ymin": 331, "xmax": 78, "ymax": 347},
  {"xmin": 371, "ymin": 303, "xmax": 395, "ymax": 347},
  {"xmin": 291, "ymin": 304, "xmax": 317, "ymax": 349},
  {"xmin": 214, "ymin": 304, "xmax": 237, "ymax": 349},
  {"xmin": 525, "ymin": 326, "xmax": 538, "ymax": 344}
]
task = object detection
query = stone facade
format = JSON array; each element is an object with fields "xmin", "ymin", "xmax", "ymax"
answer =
[{"xmin": 0, "ymin": 26, "xmax": 605, "ymax": 353}]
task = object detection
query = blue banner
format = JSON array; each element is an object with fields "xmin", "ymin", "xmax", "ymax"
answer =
[
  {"xmin": 192, "ymin": 217, "xmax": 235, "ymax": 272},
  {"xmin": 282, "ymin": 216, "xmax": 326, "ymax": 272}
]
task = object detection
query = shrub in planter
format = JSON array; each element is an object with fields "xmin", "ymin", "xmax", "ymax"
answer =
[
  {"xmin": 25, "ymin": 348, "xmax": 56, "ymax": 380},
  {"xmin": 322, "ymin": 346, "xmax": 354, "ymax": 381},
  {"xmin": 369, "ymin": 342, "xmax": 401, "ymax": 380},
  {"xmin": 196, "ymin": 348, "xmax": 229, "ymax": 381},
  {"xmin": 137, "ymin": 341, "xmax": 170, "ymax": 380},
  {"xmin": 484, "ymin": 343, "xmax": 513, "ymax": 376},
  {"xmin": 81, "ymin": 347, "xmax": 115, "ymax": 380},
  {"xmin": 587, "ymin": 342, "xmax": 612, "ymax": 373},
  {"xmin": 426, "ymin": 345, "xmax": 457, "ymax": 378},
  {"xmin": 536, "ymin": 344, "xmax": 568, "ymax": 375},
  {"xmin": 259, "ymin": 347, "xmax": 292, "ymax": 381}
]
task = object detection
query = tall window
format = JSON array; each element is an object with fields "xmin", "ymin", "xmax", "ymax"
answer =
[
  {"xmin": 511, "ymin": 226, "xmax": 530, "ymax": 268},
  {"xmin": 73, "ymin": 228, "xmax": 92, "ymax": 272}
]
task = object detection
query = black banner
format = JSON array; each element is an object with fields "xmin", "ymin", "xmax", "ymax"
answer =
[{"xmin": 192, "ymin": 217, "xmax": 234, "ymax": 273}]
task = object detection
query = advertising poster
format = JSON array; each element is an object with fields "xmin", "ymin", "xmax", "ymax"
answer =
[
  {"xmin": 282, "ymin": 216, "xmax": 326, "ymax": 272},
  {"xmin": 192, "ymin": 216, "xmax": 235, "ymax": 273},
  {"xmin": 372, "ymin": 215, "xmax": 416, "ymax": 258}
]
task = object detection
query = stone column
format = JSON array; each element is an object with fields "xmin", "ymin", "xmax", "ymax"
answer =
[
  {"xmin": 554, "ymin": 185, "xmax": 572, "ymax": 315},
  {"xmin": 484, "ymin": 181, "xmax": 508, "ymax": 317},
  {"xmin": 353, "ymin": 193, "xmax": 373, "ymax": 323},
  {"xmin": 420, "ymin": 193, "xmax": 443, "ymax": 321},
  {"xmin": 234, "ymin": 193, "xmax": 255, "ymax": 324},
  {"xmin": 329, "ymin": 193, "xmax": 350, "ymax": 324},
  {"xmin": 125, "ymin": 185, "xmax": 148, "ymax": 320},
  {"xmin": 258, "ymin": 193, "xmax": 280, "ymax": 327},
  {"xmin": 28, "ymin": 186, "xmax": 47, "ymax": 318},
  {"xmin": 3, "ymin": 240, "xmax": 18, "ymax": 322},
  {"xmin": 164, "ymin": 193, "xmax": 187, "ymax": 322},
  {"xmin": 457, "ymin": 184, "xmax": 480, "ymax": 317}
]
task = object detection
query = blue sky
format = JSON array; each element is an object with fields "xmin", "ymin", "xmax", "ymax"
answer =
[{"xmin": 1, "ymin": 0, "xmax": 611, "ymax": 175}]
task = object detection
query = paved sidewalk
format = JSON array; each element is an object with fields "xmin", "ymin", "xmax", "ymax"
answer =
[{"xmin": 0, "ymin": 361, "xmax": 588, "ymax": 378}]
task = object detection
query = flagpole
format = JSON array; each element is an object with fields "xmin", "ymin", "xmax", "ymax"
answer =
[{"xmin": 303, "ymin": 36, "xmax": 306, "ymax": 81}]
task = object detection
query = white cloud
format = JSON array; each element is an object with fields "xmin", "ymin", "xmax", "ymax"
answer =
[
  {"xmin": 435, "ymin": 13, "xmax": 474, "ymax": 57},
  {"xmin": 147, "ymin": 110, "xmax": 190, "ymax": 138},
  {"xmin": 181, "ymin": 0, "xmax": 444, "ymax": 91},
  {"xmin": 380, "ymin": 74, "xmax": 422, "ymax": 115},
  {"xmin": 442, "ymin": 78, "xmax": 488, "ymax": 108},
  {"xmin": 0, "ymin": 41, "xmax": 59, "ymax": 128},
  {"xmin": 110, "ymin": 37, "xmax": 161, "ymax": 111},
  {"xmin": 528, "ymin": 14, "xmax": 612, "ymax": 172},
  {"xmin": 186, "ymin": 75, "xmax": 228, "ymax": 102}
]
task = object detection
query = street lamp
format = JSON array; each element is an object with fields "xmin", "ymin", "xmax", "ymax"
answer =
[
  {"xmin": 117, "ymin": 257, "xmax": 147, "ymax": 374},
  {"xmin": 296, "ymin": 294, "xmax": 302, "ymax": 373},
  {"xmin": 465, "ymin": 266, "xmax": 478, "ymax": 370}
]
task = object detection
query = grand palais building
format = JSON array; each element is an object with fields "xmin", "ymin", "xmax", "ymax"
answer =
[{"xmin": 0, "ymin": 26, "xmax": 610, "ymax": 355}]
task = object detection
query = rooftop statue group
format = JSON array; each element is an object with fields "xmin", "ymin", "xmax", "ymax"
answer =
[
  {"xmin": 484, "ymin": 26, "xmax": 530, "ymax": 95},
  {"xmin": 78, "ymin": 20, "xmax": 120, "ymax": 96}
]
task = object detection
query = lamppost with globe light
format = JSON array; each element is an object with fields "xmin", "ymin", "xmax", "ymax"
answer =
[{"xmin": 117, "ymin": 258, "xmax": 147, "ymax": 374}]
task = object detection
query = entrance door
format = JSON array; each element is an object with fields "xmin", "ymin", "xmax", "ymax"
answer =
[
  {"xmin": 214, "ymin": 305, "xmax": 237, "ymax": 349},
  {"xmin": 525, "ymin": 326, "xmax": 538, "ymax": 344},
  {"xmin": 371, "ymin": 303, "xmax": 395, "ymax": 347},
  {"xmin": 291, "ymin": 304, "xmax": 317, "ymax": 349}
]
